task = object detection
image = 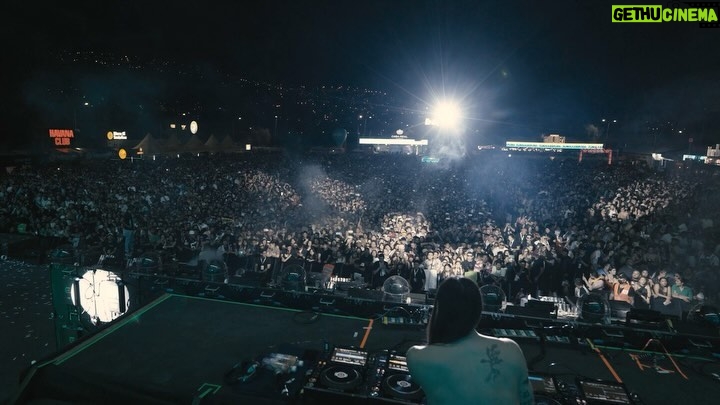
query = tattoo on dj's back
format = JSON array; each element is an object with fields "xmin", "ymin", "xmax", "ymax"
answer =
[{"xmin": 480, "ymin": 344, "xmax": 502, "ymax": 382}]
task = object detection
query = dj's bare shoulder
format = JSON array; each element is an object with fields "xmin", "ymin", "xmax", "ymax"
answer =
[{"xmin": 491, "ymin": 335, "xmax": 534, "ymax": 405}]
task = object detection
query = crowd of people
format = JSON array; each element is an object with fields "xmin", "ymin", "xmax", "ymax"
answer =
[{"xmin": 1, "ymin": 151, "xmax": 719, "ymax": 316}]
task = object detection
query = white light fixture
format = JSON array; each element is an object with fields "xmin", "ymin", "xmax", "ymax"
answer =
[{"xmin": 70, "ymin": 268, "xmax": 130, "ymax": 325}]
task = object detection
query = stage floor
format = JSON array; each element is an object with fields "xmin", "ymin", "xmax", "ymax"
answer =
[
  {"xmin": 10, "ymin": 293, "xmax": 720, "ymax": 404},
  {"xmin": 12, "ymin": 294, "xmax": 428, "ymax": 404}
]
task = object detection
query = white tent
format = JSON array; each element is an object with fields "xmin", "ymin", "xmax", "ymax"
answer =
[
  {"xmin": 183, "ymin": 135, "xmax": 206, "ymax": 153},
  {"xmin": 204, "ymin": 134, "xmax": 222, "ymax": 152},
  {"xmin": 132, "ymin": 133, "xmax": 164, "ymax": 155},
  {"xmin": 219, "ymin": 135, "xmax": 238, "ymax": 152}
]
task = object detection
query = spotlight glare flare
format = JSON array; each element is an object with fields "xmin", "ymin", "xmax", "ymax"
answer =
[{"xmin": 430, "ymin": 100, "xmax": 463, "ymax": 130}]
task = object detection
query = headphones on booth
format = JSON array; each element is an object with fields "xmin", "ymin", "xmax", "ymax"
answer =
[{"xmin": 224, "ymin": 360, "xmax": 260, "ymax": 385}]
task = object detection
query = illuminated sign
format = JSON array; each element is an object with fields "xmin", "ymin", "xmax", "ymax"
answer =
[
  {"xmin": 359, "ymin": 138, "xmax": 429, "ymax": 146},
  {"xmin": 49, "ymin": 129, "xmax": 74, "ymax": 146},
  {"xmin": 118, "ymin": 149, "xmax": 127, "ymax": 160},
  {"xmin": 505, "ymin": 141, "xmax": 604, "ymax": 151},
  {"xmin": 106, "ymin": 131, "xmax": 127, "ymax": 140}
]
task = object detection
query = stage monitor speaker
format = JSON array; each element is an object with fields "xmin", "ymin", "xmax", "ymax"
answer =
[
  {"xmin": 680, "ymin": 304, "xmax": 720, "ymax": 337},
  {"xmin": 137, "ymin": 252, "xmax": 161, "ymax": 274},
  {"xmin": 672, "ymin": 319, "xmax": 720, "ymax": 338},
  {"xmin": 480, "ymin": 285, "xmax": 506, "ymax": 313},
  {"xmin": 687, "ymin": 304, "xmax": 720, "ymax": 327},
  {"xmin": 279, "ymin": 264, "xmax": 306, "ymax": 292},
  {"xmin": 229, "ymin": 272, "xmax": 265, "ymax": 288},
  {"xmin": 505, "ymin": 305, "xmax": 556, "ymax": 320},
  {"xmin": 347, "ymin": 289, "xmax": 384, "ymax": 301},
  {"xmin": 175, "ymin": 248, "xmax": 195, "ymax": 264},
  {"xmin": 525, "ymin": 300, "xmax": 557, "ymax": 318},
  {"xmin": 224, "ymin": 253, "xmax": 244, "ymax": 273},
  {"xmin": 334, "ymin": 263, "xmax": 356, "ymax": 278},
  {"xmin": 609, "ymin": 300, "xmax": 633, "ymax": 320},
  {"xmin": 625, "ymin": 308, "xmax": 665, "ymax": 328},
  {"xmin": 425, "ymin": 289, "xmax": 437, "ymax": 305},
  {"xmin": 578, "ymin": 293, "xmax": 609, "ymax": 324},
  {"xmin": 49, "ymin": 246, "xmax": 75, "ymax": 265},
  {"xmin": 408, "ymin": 293, "xmax": 427, "ymax": 304},
  {"xmin": 202, "ymin": 260, "xmax": 227, "ymax": 283}
]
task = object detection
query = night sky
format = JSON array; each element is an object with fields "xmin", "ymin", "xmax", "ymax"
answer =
[{"xmin": 2, "ymin": 0, "xmax": 719, "ymax": 151}]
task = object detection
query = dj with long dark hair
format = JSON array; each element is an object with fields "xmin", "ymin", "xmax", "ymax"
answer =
[{"xmin": 406, "ymin": 277, "xmax": 534, "ymax": 405}]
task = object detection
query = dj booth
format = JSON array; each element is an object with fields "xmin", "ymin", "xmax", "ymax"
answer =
[{"xmin": 16, "ymin": 266, "xmax": 720, "ymax": 404}]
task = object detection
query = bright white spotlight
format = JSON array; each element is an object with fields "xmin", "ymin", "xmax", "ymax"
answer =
[
  {"xmin": 430, "ymin": 100, "xmax": 463, "ymax": 130},
  {"xmin": 70, "ymin": 268, "xmax": 130, "ymax": 325}
]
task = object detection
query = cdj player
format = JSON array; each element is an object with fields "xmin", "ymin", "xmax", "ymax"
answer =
[
  {"xmin": 302, "ymin": 346, "xmax": 642, "ymax": 405},
  {"xmin": 529, "ymin": 372, "xmax": 565, "ymax": 405},
  {"xmin": 303, "ymin": 346, "xmax": 370, "ymax": 405},
  {"xmin": 319, "ymin": 347, "xmax": 368, "ymax": 391},
  {"xmin": 575, "ymin": 378, "xmax": 639, "ymax": 404},
  {"xmin": 366, "ymin": 350, "xmax": 425, "ymax": 404},
  {"xmin": 526, "ymin": 373, "xmax": 643, "ymax": 405},
  {"xmin": 302, "ymin": 347, "xmax": 426, "ymax": 405}
]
